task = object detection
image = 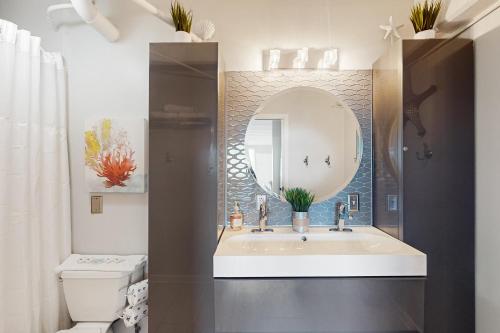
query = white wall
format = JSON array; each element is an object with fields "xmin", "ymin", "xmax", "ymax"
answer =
[
  {"xmin": 474, "ymin": 26, "xmax": 500, "ymax": 332},
  {"xmin": 185, "ymin": 0, "xmax": 414, "ymax": 70},
  {"xmin": 459, "ymin": 6, "xmax": 500, "ymax": 333},
  {"xmin": 0, "ymin": 0, "xmax": 413, "ymax": 256}
]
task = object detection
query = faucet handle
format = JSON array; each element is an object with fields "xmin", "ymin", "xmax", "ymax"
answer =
[
  {"xmin": 253, "ymin": 202, "xmax": 273, "ymax": 233},
  {"xmin": 330, "ymin": 201, "xmax": 352, "ymax": 232},
  {"xmin": 335, "ymin": 202, "xmax": 345, "ymax": 215},
  {"xmin": 259, "ymin": 202, "xmax": 267, "ymax": 216}
]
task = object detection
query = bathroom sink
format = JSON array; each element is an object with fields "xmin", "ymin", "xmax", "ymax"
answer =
[
  {"xmin": 213, "ymin": 226, "xmax": 426, "ymax": 278},
  {"xmin": 221, "ymin": 231, "xmax": 408, "ymax": 255}
]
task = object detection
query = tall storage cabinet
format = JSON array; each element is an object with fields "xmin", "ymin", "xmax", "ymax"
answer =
[
  {"xmin": 373, "ymin": 39, "xmax": 475, "ymax": 333},
  {"xmin": 148, "ymin": 43, "xmax": 220, "ymax": 333}
]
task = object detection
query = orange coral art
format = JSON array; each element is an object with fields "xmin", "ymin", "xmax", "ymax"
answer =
[
  {"xmin": 94, "ymin": 150, "xmax": 137, "ymax": 188},
  {"xmin": 85, "ymin": 119, "xmax": 139, "ymax": 189}
]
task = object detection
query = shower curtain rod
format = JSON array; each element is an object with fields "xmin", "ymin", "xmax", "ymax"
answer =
[{"xmin": 47, "ymin": 0, "xmax": 203, "ymax": 42}]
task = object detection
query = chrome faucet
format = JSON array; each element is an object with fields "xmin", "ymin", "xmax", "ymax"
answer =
[
  {"xmin": 330, "ymin": 201, "xmax": 352, "ymax": 232},
  {"xmin": 251, "ymin": 202, "xmax": 273, "ymax": 232}
]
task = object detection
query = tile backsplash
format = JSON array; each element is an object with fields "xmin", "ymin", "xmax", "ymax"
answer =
[{"xmin": 224, "ymin": 70, "xmax": 372, "ymax": 226}]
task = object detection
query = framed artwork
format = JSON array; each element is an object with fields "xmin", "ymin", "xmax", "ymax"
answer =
[{"xmin": 84, "ymin": 118, "xmax": 147, "ymax": 193}]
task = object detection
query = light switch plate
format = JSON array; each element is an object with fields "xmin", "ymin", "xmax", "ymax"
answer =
[
  {"xmin": 348, "ymin": 193, "xmax": 359, "ymax": 212},
  {"xmin": 91, "ymin": 195, "xmax": 103, "ymax": 214},
  {"xmin": 386, "ymin": 195, "xmax": 398, "ymax": 212},
  {"xmin": 256, "ymin": 195, "xmax": 267, "ymax": 210}
]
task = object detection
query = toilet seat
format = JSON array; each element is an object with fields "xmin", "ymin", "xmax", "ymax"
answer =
[{"xmin": 57, "ymin": 322, "xmax": 113, "ymax": 333}]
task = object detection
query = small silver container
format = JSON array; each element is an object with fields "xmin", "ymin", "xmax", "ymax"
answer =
[{"xmin": 292, "ymin": 211, "xmax": 309, "ymax": 233}]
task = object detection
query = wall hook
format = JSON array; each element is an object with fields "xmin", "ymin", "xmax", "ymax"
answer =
[
  {"xmin": 416, "ymin": 142, "xmax": 433, "ymax": 160},
  {"xmin": 303, "ymin": 155, "xmax": 309, "ymax": 167},
  {"xmin": 325, "ymin": 155, "xmax": 331, "ymax": 167}
]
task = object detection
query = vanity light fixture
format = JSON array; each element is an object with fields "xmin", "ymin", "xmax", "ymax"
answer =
[
  {"xmin": 318, "ymin": 49, "xmax": 339, "ymax": 69},
  {"xmin": 293, "ymin": 47, "xmax": 309, "ymax": 69},
  {"xmin": 268, "ymin": 49, "xmax": 281, "ymax": 70},
  {"xmin": 263, "ymin": 48, "xmax": 339, "ymax": 71}
]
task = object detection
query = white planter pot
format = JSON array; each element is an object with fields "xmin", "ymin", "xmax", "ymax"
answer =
[
  {"xmin": 292, "ymin": 211, "xmax": 310, "ymax": 233},
  {"xmin": 174, "ymin": 31, "xmax": 192, "ymax": 42},
  {"xmin": 414, "ymin": 29, "xmax": 436, "ymax": 39}
]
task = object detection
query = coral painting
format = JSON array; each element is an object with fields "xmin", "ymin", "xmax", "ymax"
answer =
[{"xmin": 85, "ymin": 118, "xmax": 147, "ymax": 193}]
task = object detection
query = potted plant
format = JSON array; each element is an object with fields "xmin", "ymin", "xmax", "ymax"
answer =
[
  {"xmin": 410, "ymin": 0, "xmax": 442, "ymax": 39},
  {"xmin": 284, "ymin": 187, "xmax": 315, "ymax": 233},
  {"xmin": 171, "ymin": 1, "xmax": 193, "ymax": 42}
]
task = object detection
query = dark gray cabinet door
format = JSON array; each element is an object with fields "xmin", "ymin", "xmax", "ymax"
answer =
[
  {"xmin": 148, "ymin": 43, "xmax": 219, "ymax": 333},
  {"xmin": 401, "ymin": 39, "xmax": 475, "ymax": 333}
]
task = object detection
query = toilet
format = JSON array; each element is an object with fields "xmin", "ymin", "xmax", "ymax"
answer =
[{"xmin": 56, "ymin": 254, "xmax": 147, "ymax": 333}]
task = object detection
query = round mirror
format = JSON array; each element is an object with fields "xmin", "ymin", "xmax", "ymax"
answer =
[{"xmin": 244, "ymin": 86, "xmax": 363, "ymax": 202}]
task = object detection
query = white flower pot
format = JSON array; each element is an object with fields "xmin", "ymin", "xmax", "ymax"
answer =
[
  {"xmin": 414, "ymin": 29, "xmax": 436, "ymax": 39},
  {"xmin": 173, "ymin": 31, "xmax": 192, "ymax": 42}
]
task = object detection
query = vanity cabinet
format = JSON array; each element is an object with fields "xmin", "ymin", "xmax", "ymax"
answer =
[
  {"xmin": 148, "ymin": 43, "xmax": 220, "ymax": 333},
  {"xmin": 214, "ymin": 226, "xmax": 426, "ymax": 333},
  {"xmin": 373, "ymin": 39, "xmax": 475, "ymax": 333}
]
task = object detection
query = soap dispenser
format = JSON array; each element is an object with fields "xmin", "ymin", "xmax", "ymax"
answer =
[{"xmin": 229, "ymin": 201, "xmax": 243, "ymax": 231}]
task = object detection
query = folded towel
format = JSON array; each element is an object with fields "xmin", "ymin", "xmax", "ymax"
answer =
[
  {"xmin": 121, "ymin": 301, "xmax": 148, "ymax": 328},
  {"xmin": 127, "ymin": 279, "xmax": 148, "ymax": 306}
]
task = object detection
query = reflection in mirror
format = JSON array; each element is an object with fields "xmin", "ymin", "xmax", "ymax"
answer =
[
  {"xmin": 245, "ymin": 118, "xmax": 283, "ymax": 194},
  {"xmin": 245, "ymin": 87, "xmax": 362, "ymax": 202}
]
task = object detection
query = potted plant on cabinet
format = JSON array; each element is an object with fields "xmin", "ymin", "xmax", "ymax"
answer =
[
  {"xmin": 284, "ymin": 187, "xmax": 315, "ymax": 233},
  {"xmin": 410, "ymin": 0, "xmax": 442, "ymax": 39},
  {"xmin": 171, "ymin": 1, "xmax": 193, "ymax": 42}
]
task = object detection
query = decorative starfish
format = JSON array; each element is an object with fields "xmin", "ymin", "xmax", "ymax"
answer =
[{"xmin": 379, "ymin": 16, "xmax": 404, "ymax": 42}]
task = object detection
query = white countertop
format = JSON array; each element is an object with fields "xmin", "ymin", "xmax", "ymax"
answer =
[{"xmin": 213, "ymin": 226, "xmax": 427, "ymax": 278}]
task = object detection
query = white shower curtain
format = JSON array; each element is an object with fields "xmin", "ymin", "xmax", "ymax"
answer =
[{"xmin": 0, "ymin": 20, "xmax": 71, "ymax": 333}]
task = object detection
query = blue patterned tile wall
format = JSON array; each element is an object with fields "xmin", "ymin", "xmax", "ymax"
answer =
[{"xmin": 224, "ymin": 70, "xmax": 372, "ymax": 226}]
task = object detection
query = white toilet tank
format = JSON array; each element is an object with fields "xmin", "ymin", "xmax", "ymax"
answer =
[{"xmin": 57, "ymin": 255, "xmax": 146, "ymax": 322}]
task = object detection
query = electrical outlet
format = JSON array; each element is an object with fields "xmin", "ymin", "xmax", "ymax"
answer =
[
  {"xmin": 256, "ymin": 195, "xmax": 267, "ymax": 210},
  {"xmin": 91, "ymin": 195, "xmax": 103, "ymax": 214}
]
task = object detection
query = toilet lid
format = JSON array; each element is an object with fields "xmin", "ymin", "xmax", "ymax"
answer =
[
  {"xmin": 58, "ymin": 322, "xmax": 113, "ymax": 333},
  {"xmin": 56, "ymin": 254, "xmax": 147, "ymax": 274}
]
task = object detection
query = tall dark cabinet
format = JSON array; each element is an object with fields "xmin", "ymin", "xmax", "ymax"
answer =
[
  {"xmin": 148, "ymin": 43, "xmax": 219, "ymax": 333},
  {"xmin": 373, "ymin": 39, "xmax": 475, "ymax": 333}
]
